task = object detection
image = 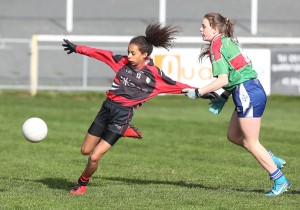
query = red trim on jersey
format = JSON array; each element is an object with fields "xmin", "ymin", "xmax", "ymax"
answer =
[
  {"xmin": 211, "ymin": 34, "xmax": 223, "ymax": 61},
  {"xmin": 229, "ymin": 54, "xmax": 249, "ymax": 70}
]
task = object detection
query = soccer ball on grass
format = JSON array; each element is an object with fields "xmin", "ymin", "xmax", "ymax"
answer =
[{"xmin": 22, "ymin": 117, "xmax": 48, "ymax": 143}]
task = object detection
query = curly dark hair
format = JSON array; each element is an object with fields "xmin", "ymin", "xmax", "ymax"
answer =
[{"xmin": 129, "ymin": 22, "xmax": 181, "ymax": 56}]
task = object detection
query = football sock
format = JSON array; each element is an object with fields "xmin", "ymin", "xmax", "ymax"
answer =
[
  {"xmin": 269, "ymin": 168, "xmax": 283, "ymax": 180},
  {"xmin": 78, "ymin": 175, "xmax": 91, "ymax": 186},
  {"xmin": 267, "ymin": 150, "xmax": 274, "ymax": 157}
]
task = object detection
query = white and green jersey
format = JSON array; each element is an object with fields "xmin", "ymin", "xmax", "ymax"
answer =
[{"xmin": 209, "ymin": 34, "xmax": 257, "ymax": 91}]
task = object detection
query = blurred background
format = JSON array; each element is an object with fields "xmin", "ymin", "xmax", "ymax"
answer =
[{"xmin": 1, "ymin": 0, "xmax": 300, "ymax": 95}]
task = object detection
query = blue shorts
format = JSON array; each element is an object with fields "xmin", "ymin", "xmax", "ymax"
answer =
[{"xmin": 232, "ymin": 79, "xmax": 267, "ymax": 118}]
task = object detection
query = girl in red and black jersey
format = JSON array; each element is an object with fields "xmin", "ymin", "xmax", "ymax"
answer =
[{"xmin": 63, "ymin": 23, "xmax": 217, "ymax": 194}]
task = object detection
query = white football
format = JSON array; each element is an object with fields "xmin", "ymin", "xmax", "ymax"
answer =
[{"xmin": 22, "ymin": 117, "xmax": 48, "ymax": 143}]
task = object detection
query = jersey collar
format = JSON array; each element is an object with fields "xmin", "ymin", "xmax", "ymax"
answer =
[{"xmin": 211, "ymin": 33, "xmax": 223, "ymax": 44}]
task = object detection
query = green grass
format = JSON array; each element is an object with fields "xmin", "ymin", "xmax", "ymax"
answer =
[{"xmin": 0, "ymin": 90, "xmax": 299, "ymax": 209}]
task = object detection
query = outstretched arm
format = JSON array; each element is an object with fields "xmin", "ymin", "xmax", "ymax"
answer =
[
  {"xmin": 198, "ymin": 74, "xmax": 228, "ymax": 95},
  {"xmin": 182, "ymin": 89, "xmax": 220, "ymax": 101},
  {"xmin": 155, "ymin": 68, "xmax": 192, "ymax": 94},
  {"xmin": 182, "ymin": 74, "xmax": 228, "ymax": 99},
  {"xmin": 62, "ymin": 39, "xmax": 77, "ymax": 54},
  {"xmin": 62, "ymin": 39, "xmax": 125, "ymax": 72},
  {"xmin": 155, "ymin": 68, "xmax": 219, "ymax": 102}
]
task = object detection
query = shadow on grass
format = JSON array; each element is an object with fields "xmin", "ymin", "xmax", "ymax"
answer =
[
  {"xmin": 102, "ymin": 176, "xmax": 216, "ymax": 190},
  {"xmin": 101, "ymin": 176, "xmax": 300, "ymax": 195},
  {"xmin": 0, "ymin": 177, "xmax": 74, "ymax": 192},
  {"xmin": 1, "ymin": 176, "xmax": 299, "ymax": 195},
  {"xmin": 34, "ymin": 178, "xmax": 75, "ymax": 192}
]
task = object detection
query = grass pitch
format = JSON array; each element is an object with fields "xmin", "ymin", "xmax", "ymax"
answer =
[{"xmin": 0, "ymin": 91, "xmax": 299, "ymax": 209}]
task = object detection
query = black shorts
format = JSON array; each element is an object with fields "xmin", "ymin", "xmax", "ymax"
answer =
[{"xmin": 88, "ymin": 99, "xmax": 133, "ymax": 145}]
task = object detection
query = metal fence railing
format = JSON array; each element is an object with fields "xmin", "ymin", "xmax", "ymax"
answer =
[{"xmin": 1, "ymin": 36, "xmax": 300, "ymax": 96}]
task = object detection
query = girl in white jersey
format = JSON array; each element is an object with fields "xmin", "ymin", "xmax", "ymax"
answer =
[{"xmin": 183, "ymin": 12, "xmax": 291, "ymax": 196}]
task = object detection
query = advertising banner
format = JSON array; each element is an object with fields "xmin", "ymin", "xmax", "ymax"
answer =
[
  {"xmin": 152, "ymin": 48, "xmax": 271, "ymax": 95},
  {"xmin": 271, "ymin": 49, "xmax": 300, "ymax": 95}
]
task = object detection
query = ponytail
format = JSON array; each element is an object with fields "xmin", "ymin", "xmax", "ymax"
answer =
[{"xmin": 130, "ymin": 22, "xmax": 181, "ymax": 56}]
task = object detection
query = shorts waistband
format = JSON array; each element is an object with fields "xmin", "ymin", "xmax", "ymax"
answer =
[{"xmin": 105, "ymin": 98, "xmax": 133, "ymax": 111}]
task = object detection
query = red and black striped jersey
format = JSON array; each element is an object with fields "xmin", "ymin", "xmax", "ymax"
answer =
[{"xmin": 76, "ymin": 46, "xmax": 192, "ymax": 107}]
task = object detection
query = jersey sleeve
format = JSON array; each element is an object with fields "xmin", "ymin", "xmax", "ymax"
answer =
[
  {"xmin": 76, "ymin": 45, "xmax": 127, "ymax": 72},
  {"xmin": 155, "ymin": 68, "xmax": 193, "ymax": 94},
  {"xmin": 210, "ymin": 40, "xmax": 229, "ymax": 77}
]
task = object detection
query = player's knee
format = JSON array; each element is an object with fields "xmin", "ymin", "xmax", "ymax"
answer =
[
  {"xmin": 242, "ymin": 141, "xmax": 256, "ymax": 152},
  {"xmin": 89, "ymin": 153, "xmax": 102, "ymax": 163},
  {"xmin": 81, "ymin": 149, "xmax": 90, "ymax": 156},
  {"xmin": 81, "ymin": 146, "xmax": 92, "ymax": 155}
]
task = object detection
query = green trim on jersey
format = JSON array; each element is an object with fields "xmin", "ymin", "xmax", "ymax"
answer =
[{"xmin": 210, "ymin": 34, "xmax": 257, "ymax": 91}]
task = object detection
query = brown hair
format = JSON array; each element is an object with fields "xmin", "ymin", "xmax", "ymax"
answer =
[
  {"xmin": 199, "ymin": 13, "xmax": 237, "ymax": 61},
  {"xmin": 129, "ymin": 22, "xmax": 181, "ymax": 56}
]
